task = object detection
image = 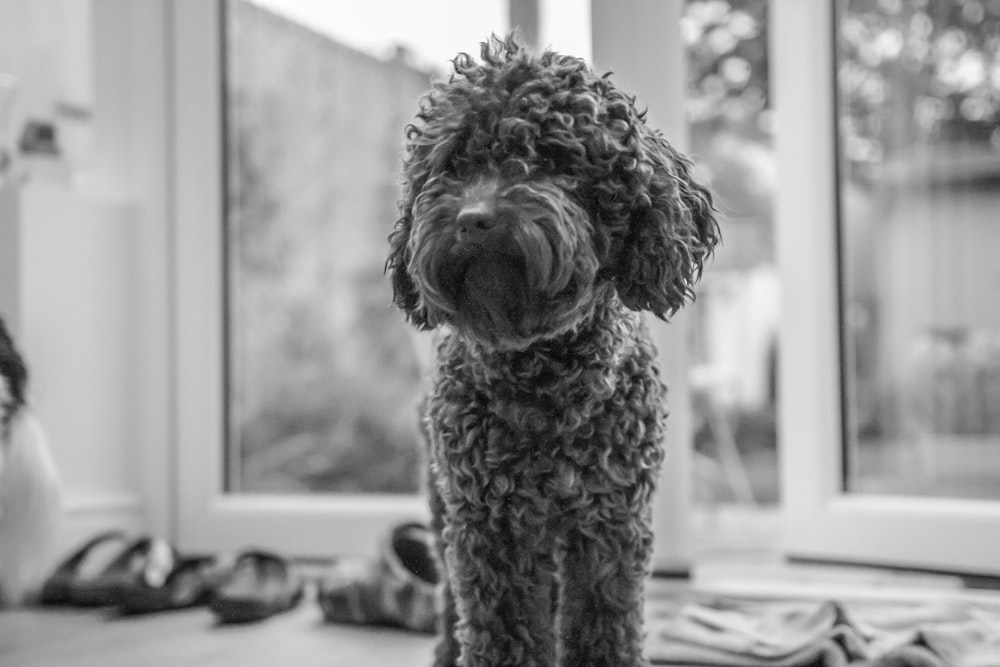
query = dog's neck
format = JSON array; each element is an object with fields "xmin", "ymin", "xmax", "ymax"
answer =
[{"xmin": 436, "ymin": 293, "xmax": 655, "ymax": 419}]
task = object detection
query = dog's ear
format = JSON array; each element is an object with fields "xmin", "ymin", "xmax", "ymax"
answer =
[
  {"xmin": 386, "ymin": 211, "xmax": 431, "ymax": 330},
  {"xmin": 387, "ymin": 111, "xmax": 439, "ymax": 331},
  {"xmin": 613, "ymin": 127, "xmax": 719, "ymax": 319}
]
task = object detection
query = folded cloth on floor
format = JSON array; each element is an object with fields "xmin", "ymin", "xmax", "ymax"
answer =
[{"xmin": 645, "ymin": 595, "xmax": 1000, "ymax": 667}]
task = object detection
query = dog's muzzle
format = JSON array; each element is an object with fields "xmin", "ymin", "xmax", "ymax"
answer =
[{"xmin": 408, "ymin": 180, "xmax": 599, "ymax": 347}]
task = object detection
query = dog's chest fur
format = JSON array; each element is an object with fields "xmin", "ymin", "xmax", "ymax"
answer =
[{"xmin": 425, "ymin": 297, "xmax": 666, "ymax": 539}]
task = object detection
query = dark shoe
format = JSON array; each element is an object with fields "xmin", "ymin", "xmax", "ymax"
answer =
[
  {"xmin": 39, "ymin": 530, "xmax": 130, "ymax": 605},
  {"xmin": 209, "ymin": 550, "xmax": 303, "ymax": 624},
  {"xmin": 70, "ymin": 535, "xmax": 178, "ymax": 607},
  {"xmin": 116, "ymin": 553, "xmax": 234, "ymax": 615},
  {"xmin": 317, "ymin": 522, "xmax": 439, "ymax": 634}
]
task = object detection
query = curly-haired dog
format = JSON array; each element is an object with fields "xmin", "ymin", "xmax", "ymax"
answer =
[{"xmin": 387, "ymin": 36, "xmax": 719, "ymax": 667}]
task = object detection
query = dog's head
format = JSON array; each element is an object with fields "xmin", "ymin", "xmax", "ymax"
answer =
[
  {"xmin": 387, "ymin": 35, "xmax": 719, "ymax": 349},
  {"xmin": 0, "ymin": 316, "xmax": 27, "ymax": 439}
]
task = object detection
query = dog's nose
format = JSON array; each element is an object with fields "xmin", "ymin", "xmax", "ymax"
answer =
[{"xmin": 456, "ymin": 204, "xmax": 497, "ymax": 241}]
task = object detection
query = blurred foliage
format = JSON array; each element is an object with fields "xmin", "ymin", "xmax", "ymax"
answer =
[
  {"xmin": 684, "ymin": 0, "xmax": 770, "ymax": 135},
  {"xmin": 841, "ymin": 0, "xmax": 1000, "ymax": 173},
  {"xmin": 685, "ymin": 0, "xmax": 1000, "ymax": 177},
  {"xmin": 225, "ymin": 0, "xmax": 429, "ymax": 494},
  {"xmin": 684, "ymin": 0, "xmax": 774, "ymax": 270}
]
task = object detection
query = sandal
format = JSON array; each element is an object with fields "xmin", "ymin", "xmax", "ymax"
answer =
[
  {"xmin": 70, "ymin": 535, "xmax": 178, "ymax": 607},
  {"xmin": 209, "ymin": 550, "xmax": 303, "ymax": 624},
  {"xmin": 116, "ymin": 552, "xmax": 235, "ymax": 615},
  {"xmin": 39, "ymin": 530, "xmax": 130, "ymax": 605},
  {"xmin": 318, "ymin": 522, "xmax": 439, "ymax": 634}
]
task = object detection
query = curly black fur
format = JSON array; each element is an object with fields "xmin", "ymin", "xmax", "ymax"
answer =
[
  {"xmin": 387, "ymin": 35, "xmax": 718, "ymax": 667},
  {"xmin": 0, "ymin": 316, "xmax": 28, "ymax": 442}
]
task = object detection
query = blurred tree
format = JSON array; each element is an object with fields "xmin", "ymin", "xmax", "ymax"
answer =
[
  {"xmin": 684, "ymin": 0, "xmax": 769, "ymax": 135},
  {"xmin": 684, "ymin": 0, "xmax": 1000, "ymax": 179},
  {"xmin": 840, "ymin": 0, "xmax": 1000, "ymax": 176}
]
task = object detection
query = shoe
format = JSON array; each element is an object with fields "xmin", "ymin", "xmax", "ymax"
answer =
[
  {"xmin": 116, "ymin": 552, "xmax": 235, "ymax": 615},
  {"xmin": 39, "ymin": 530, "xmax": 130, "ymax": 605},
  {"xmin": 69, "ymin": 535, "xmax": 178, "ymax": 607},
  {"xmin": 209, "ymin": 550, "xmax": 303, "ymax": 624},
  {"xmin": 317, "ymin": 522, "xmax": 439, "ymax": 634}
]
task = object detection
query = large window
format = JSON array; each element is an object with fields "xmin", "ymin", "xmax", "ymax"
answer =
[{"xmin": 174, "ymin": 0, "xmax": 1000, "ymax": 572}]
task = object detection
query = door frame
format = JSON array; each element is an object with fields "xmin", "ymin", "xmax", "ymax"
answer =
[{"xmin": 774, "ymin": 0, "xmax": 1000, "ymax": 578}]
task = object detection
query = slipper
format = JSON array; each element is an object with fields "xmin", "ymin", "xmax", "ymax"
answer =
[
  {"xmin": 317, "ymin": 522, "xmax": 439, "ymax": 634},
  {"xmin": 39, "ymin": 530, "xmax": 130, "ymax": 605},
  {"xmin": 209, "ymin": 550, "xmax": 303, "ymax": 624},
  {"xmin": 115, "ymin": 552, "xmax": 235, "ymax": 615},
  {"xmin": 70, "ymin": 535, "xmax": 178, "ymax": 607}
]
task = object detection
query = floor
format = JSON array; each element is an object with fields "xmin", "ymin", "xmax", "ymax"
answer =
[
  {"xmin": 0, "ymin": 589, "xmax": 435, "ymax": 667},
  {"xmin": 2, "ymin": 553, "xmax": 997, "ymax": 667}
]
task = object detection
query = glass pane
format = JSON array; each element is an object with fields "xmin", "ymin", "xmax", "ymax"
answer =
[
  {"xmin": 838, "ymin": 0, "xmax": 1000, "ymax": 499},
  {"xmin": 223, "ymin": 0, "xmax": 506, "ymax": 493},
  {"xmin": 684, "ymin": 0, "xmax": 781, "ymax": 516}
]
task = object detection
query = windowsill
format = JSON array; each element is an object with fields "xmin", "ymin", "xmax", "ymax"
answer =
[{"xmin": 651, "ymin": 550, "xmax": 1000, "ymax": 604}]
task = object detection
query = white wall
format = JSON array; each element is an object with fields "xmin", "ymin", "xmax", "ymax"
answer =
[
  {"xmin": 6, "ymin": 183, "xmax": 146, "ymax": 555},
  {"xmin": 0, "ymin": 0, "xmax": 172, "ymax": 561}
]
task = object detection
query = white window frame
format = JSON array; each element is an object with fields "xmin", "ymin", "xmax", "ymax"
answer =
[
  {"xmin": 172, "ymin": 0, "xmax": 424, "ymax": 557},
  {"xmin": 774, "ymin": 0, "xmax": 1000, "ymax": 577},
  {"xmin": 170, "ymin": 0, "xmax": 698, "ymax": 562}
]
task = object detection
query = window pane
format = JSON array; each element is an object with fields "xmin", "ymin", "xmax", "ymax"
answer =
[
  {"xmin": 685, "ymin": 0, "xmax": 780, "ymax": 512},
  {"xmin": 223, "ymin": 0, "xmax": 506, "ymax": 494},
  {"xmin": 838, "ymin": 0, "xmax": 1000, "ymax": 499}
]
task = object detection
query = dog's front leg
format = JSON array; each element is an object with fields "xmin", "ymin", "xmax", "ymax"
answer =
[
  {"xmin": 444, "ymin": 520, "xmax": 557, "ymax": 667},
  {"xmin": 558, "ymin": 520, "xmax": 654, "ymax": 667},
  {"xmin": 427, "ymin": 471, "xmax": 460, "ymax": 667}
]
